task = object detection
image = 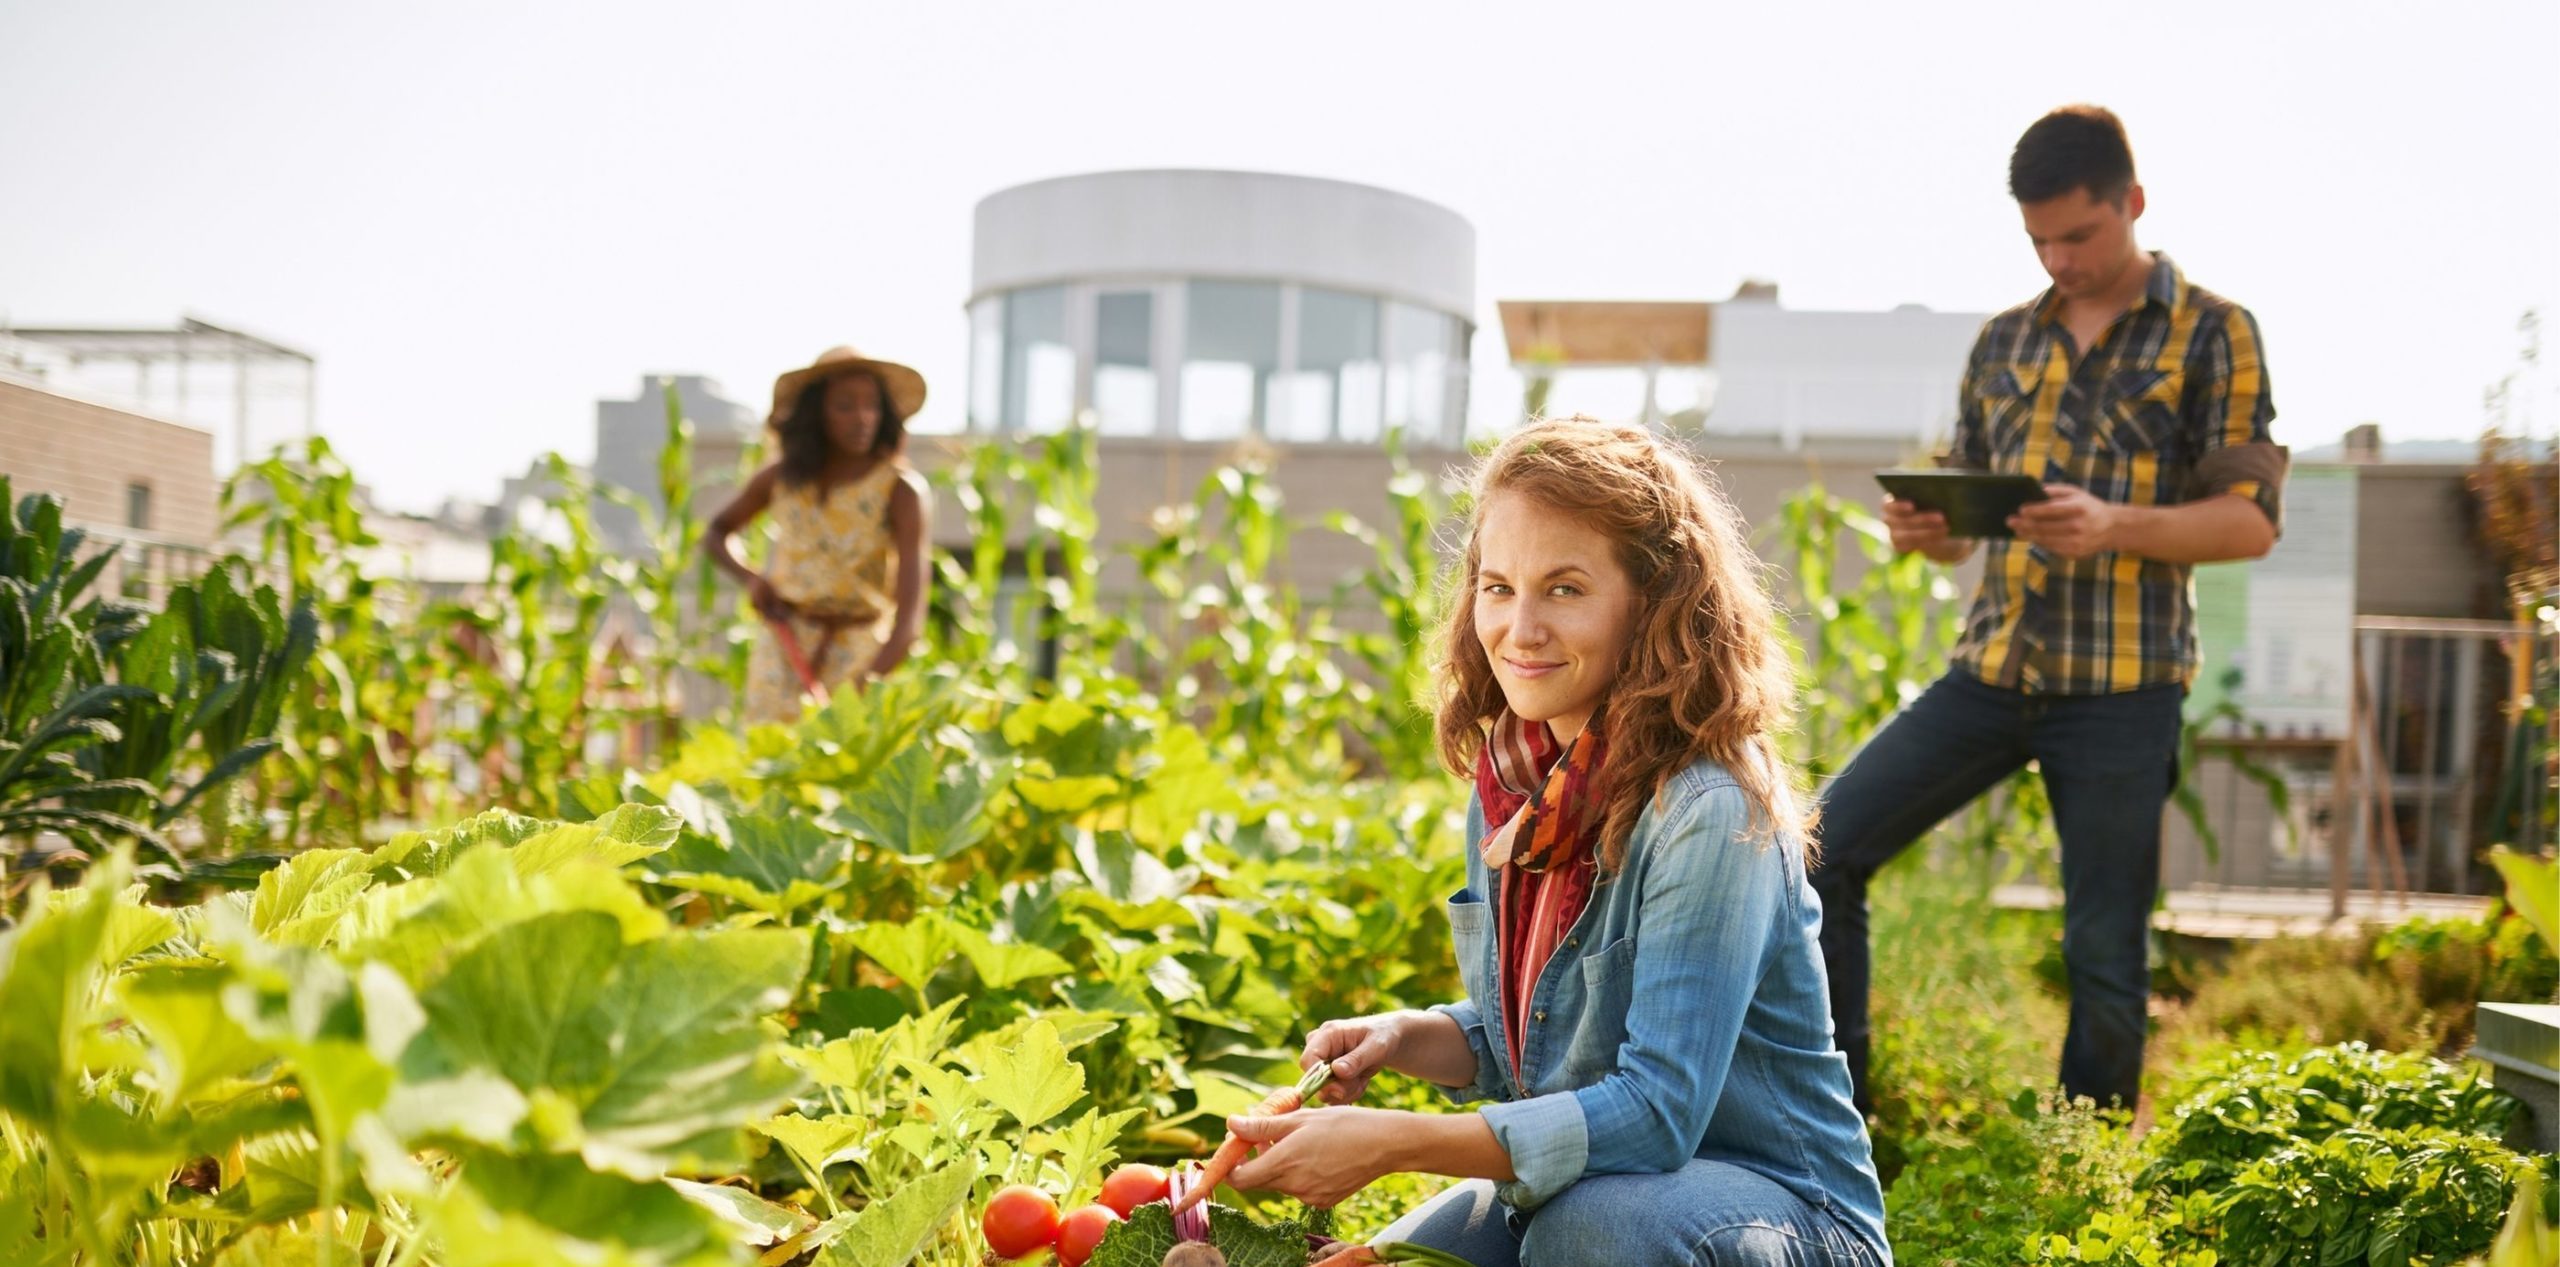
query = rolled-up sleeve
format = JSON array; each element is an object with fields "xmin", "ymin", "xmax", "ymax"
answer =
[
  {"xmin": 1475, "ymin": 784, "xmax": 1784, "ymax": 1210},
  {"xmin": 1427, "ymin": 996, "xmax": 1506, "ymax": 1105},
  {"xmin": 2187, "ymin": 306, "xmax": 2287, "ymax": 534}
]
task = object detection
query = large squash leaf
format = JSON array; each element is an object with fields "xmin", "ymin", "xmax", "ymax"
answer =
[
  {"xmin": 0, "ymin": 860, "xmax": 122, "ymax": 1131},
  {"xmin": 651, "ymin": 810, "xmax": 851, "ymax": 916},
  {"xmin": 404, "ymin": 910, "xmax": 806, "ymax": 1176},
  {"xmin": 830, "ymin": 743, "xmax": 1005, "ymax": 862},
  {"xmin": 811, "ymin": 1158, "xmax": 975, "ymax": 1267}
]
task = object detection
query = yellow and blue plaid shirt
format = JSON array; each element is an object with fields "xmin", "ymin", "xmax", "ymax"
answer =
[{"xmin": 1942, "ymin": 252, "xmax": 2286, "ymax": 695}]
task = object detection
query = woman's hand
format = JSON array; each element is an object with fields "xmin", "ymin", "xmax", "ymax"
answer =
[
  {"xmin": 1299, "ymin": 1014, "xmax": 1413, "ymax": 1105},
  {"xmin": 1221, "ymin": 1107, "xmax": 1407, "ymax": 1208},
  {"xmin": 747, "ymin": 574, "xmax": 794, "ymax": 622}
]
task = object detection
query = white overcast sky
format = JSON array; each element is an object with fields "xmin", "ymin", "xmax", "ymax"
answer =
[{"xmin": 4, "ymin": 1, "xmax": 2554, "ymax": 512}]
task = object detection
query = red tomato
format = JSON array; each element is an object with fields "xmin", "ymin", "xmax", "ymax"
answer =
[
  {"xmin": 980, "ymin": 1185, "xmax": 1061, "ymax": 1259},
  {"xmin": 1055, "ymin": 1203, "xmax": 1121, "ymax": 1267},
  {"xmin": 1096, "ymin": 1163, "xmax": 1170, "ymax": 1216}
]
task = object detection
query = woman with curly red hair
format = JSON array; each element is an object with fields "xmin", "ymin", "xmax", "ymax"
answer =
[{"xmin": 1222, "ymin": 417, "xmax": 1890, "ymax": 1265}]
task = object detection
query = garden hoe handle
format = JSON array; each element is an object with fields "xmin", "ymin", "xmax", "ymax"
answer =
[{"xmin": 764, "ymin": 615, "xmax": 828, "ymax": 704}]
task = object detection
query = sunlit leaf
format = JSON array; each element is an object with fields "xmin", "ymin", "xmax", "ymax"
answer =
[
  {"xmin": 971, "ymin": 1019, "xmax": 1084, "ymax": 1130},
  {"xmin": 754, "ymin": 1112, "xmax": 871, "ymax": 1176},
  {"xmin": 668, "ymin": 1176, "xmax": 812, "ymax": 1248},
  {"xmin": 404, "ymin": 911, "xmax": 807, "ymax": 1175},
  {"xmin": 945, "ymin": 921, "xmax": 1074, "ymax": 989},
  {"xmin": 1028, "ymin": 1106, "xmax": 1142, "ymax": 1195},
  {"xmin": 846, "ymin": 915, "xmax": 952, "ymax": 992},
  {"xmin": 118, "ymin": 964, "xmax": 273, "ymax": 1104},
  {"xmin": 652, "ymin": 810, "xmax": 850, "ymax": 916},
  {"xmin": 831, "ymin": 743, "xmax": 1003, "ymax": 862},
  {"xmin": 0, "ymin": 860, "xmax": 125, "ymax": 1131},
  {"xmin": 811, "ymin": 1158, "xmax": 975, "ymax": 1267}
]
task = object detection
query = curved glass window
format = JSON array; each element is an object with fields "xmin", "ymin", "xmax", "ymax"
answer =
[
  {"xmin": 966, "ymin": 298, "xmax": 1003, "ymax": 432},
  {"xmin": 1387, "ymin": 302, "xmax": 1466, "ymax": 444},
  {"xmin": 1093, "ymin": 289, "xmax": 1157, "ymax": 437},
  {"xmin": 1003, "ymin": 284, "xmax": 1074, "ymax": 434},
  {"xmin": 1274, "ymin": 287, "xmax": 1381, "ymax": 443},
  {"xmin": 1179, "ymin": 281, "xmax": 1280, "ymax": 440}
]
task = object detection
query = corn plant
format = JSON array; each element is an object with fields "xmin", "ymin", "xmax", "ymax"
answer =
[
  {"xmin": 1768, "ymin": 486, "xmax": 2052, "ymax": 862},
  {"xmin": 224, "ymin": 439, "xmax": 445, "ymax": 842}
]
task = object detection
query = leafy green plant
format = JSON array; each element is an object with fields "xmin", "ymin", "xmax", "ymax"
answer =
[
  {"xmin": 2142, "ymin": 1043, "xmax": 2517, "ymax": 1199},
  {"xmin": 0, "ymin": 481, "xmax": 151, "ymax": 854},
  {"xmin": 1764, "ymin": 487, "xmax": 2051, "ymax": 864},
  {"xmin": 1, "ymin": 482, "xmax": 315, "ymax": 865},
  {"xmin": 1886, "ymin": 1090, "xmax": 2146, "ymax": 1266},
  {"xmin": 70, "ymin": 562, "xmax": 318, "ymax": 856},
  {"xmin": 2204, "ymin": 1126, "xmax": 2525, "ymax": 1266}
]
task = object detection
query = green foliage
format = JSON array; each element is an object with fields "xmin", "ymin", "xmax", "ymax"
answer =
[
  {"xmin": 1862, "ymin": 860, "xmax": 2068, "ymax": 1181},
  {"xmin": 12, "ymin": 429, "xmax": 2549, "ymax": 1267},
  {"xmin": 2204, "ymin": 1127, "xmax": 2525, "ymax": 1266},
  {"xmin": 1766, "ymin": 489, "xmax": 2052, "ymax": 863},
  {"xmin": 2141, "ymin": 1044, "xmax": 2517, "ymax": 1199},
  {"xmin": 1, "ymin": 480, "xmax": 314, "ymax": 864},
  {"xmin": 2158, "ymin": 914, "xmax": 2558, "ymax": 1066},
  {"xmin": 0, "ymin": 814, "xmax": 845, "ymax": 1266},
  {"xmin": 1886, "ymin": 1091, "xmax": 2147, "ymax": 1266},
  {"xmin": 2486, "ymin": 847, "xmax": 2557, "ymax": 967}
]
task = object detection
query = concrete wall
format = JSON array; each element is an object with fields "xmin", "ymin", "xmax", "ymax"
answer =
[
  {"xmin": 591, "ymin": 375, "xmax": 757, "ymax": 554},
  {"xmin": 1707, "ymin": 299, "xmax": 1985, "ymax": 449},
  {"xmin": 973, "ymin": 170, "xmax": 1475, "ymax": 317},
  {"xmin": 2352, "ymin": 464, "xmax": 2505, "ymax": 619},
  {"xmin": 0, "ymin": 373, "xmax": 219, "ymax": 549}
]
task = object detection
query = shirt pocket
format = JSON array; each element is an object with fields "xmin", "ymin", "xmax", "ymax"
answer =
[
  {"xmin": 2099, "ymin": 366, "xmax": 2184, "ymax": 457},
  {"xmin": 1557, "ymin": 936, "xmax": 1639, "ymax": 1081},
  {"xmin": 1972, "ymin": 366, "xmax": 2039, "ymax": 464},
  {"xmin": 1446, "ymin": 889, "xmax": 1492, "ymax": 1013}
]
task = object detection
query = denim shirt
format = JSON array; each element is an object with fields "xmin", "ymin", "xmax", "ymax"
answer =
[{"xmin": 1428, "ymin": 758, "xmax": 1889, "ymax": 1254}]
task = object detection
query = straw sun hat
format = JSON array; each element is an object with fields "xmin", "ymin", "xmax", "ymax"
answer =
[{"xmin": 767, "ymin": 346, "xmax": 929, "ymax": 426}]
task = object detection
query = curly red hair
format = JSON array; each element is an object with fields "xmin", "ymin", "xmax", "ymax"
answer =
[{"xmin": 1434, "ymin": 416, "xmax": 1813, "ymax": 869}]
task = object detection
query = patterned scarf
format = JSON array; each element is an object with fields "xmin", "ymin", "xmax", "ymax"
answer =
[
  {"xmin": 1475, "ymin": 709, "xmax": 1609, "ymax": 1081},
  {"xmin": 1474, "ymin": 709, "xmax": 1608, "ymax": 872}
]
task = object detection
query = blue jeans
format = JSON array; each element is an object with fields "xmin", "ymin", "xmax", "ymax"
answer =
[
  {"xmin": 1377, "ymin": 1165, "xmax": 1888, "ymax": 1266},
  {"xmin": 1809, "ymin": 672, "xmax": 2183, "ymax": 1110}
]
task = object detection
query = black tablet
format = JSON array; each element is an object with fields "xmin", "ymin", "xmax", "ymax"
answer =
[{"xmin": 1873, "ymin": 469, "xmax": 2050, "ymax": 539}]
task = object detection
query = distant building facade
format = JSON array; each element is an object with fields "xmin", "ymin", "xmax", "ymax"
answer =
[{"xmin": 588, "ymin": 374, "xmax": 759, "ymax": 555}]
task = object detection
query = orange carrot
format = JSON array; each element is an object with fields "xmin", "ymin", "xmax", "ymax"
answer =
[
  {"xmin": 1308, "ymin": 1246, "xmax": 1384, "ymax": 1267},
  {"xmin": 1167, "ymin": 1061, "xmax": 1332, "ymax": 1216}
]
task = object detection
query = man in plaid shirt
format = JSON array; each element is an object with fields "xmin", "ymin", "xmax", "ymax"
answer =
[{"xmin": 1813, "ymin": 105, "xmax": 2288, "ymax": 1113}]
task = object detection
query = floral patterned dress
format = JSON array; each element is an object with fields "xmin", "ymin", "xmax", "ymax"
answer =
[{"xmin": 744, "ymin": 462, "xmax": 902, "ymax": 723}]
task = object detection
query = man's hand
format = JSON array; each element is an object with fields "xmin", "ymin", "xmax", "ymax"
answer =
[
  {"xmin": 2008, "ymin": 485, "xmax": 2121, "ymax": 559},
  {"xmin": 1882, "ymin": 498, "xmax": 1973, "ymax": 563}
]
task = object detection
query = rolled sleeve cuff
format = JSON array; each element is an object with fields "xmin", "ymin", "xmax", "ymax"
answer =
[
  {"xmin": 1427, "ymin": 1001, "xmax": 1505, "ymax": 1105},
  {"xmin": 1480, "ymin": 1092, "xmax": 1588, "ymax": 1211},
  {"xmin": 2193, "ymin": 442, "xmax": 2288, "ymax": 534}
]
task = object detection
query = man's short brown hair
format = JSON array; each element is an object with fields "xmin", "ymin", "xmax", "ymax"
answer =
[{"xmin": 2009, "ymin": 105, "xmax": 2137, "ymax": 205}]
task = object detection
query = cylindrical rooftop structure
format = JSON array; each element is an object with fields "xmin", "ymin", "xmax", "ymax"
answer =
[{"xmin": 965, "ymin": 170, "xmax": 1476, "ymax": 447}]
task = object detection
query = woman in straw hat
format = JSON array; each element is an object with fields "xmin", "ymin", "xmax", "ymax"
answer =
[{"xmin": 705, "ymin": 346, "xmax": 932, "ymax": 723}]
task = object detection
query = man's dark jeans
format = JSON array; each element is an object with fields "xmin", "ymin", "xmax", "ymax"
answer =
[{"xmin": 1811, "ymin": 671, "xmax": 2184, "ymax": 1111}]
